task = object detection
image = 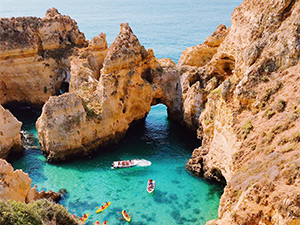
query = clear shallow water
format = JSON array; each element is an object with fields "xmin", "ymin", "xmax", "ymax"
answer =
[
  {"xmin": 1, "ymin": 0, "xmax": 244, "ymax": 224},
  {"xmin": 9, "ymin": 104, "xmax": 223, "ymax": 225}
]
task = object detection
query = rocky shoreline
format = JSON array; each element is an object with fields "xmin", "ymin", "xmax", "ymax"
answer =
[{"xmin": 0, "ymin": 1, "xmax": 300, "ymax": 224}]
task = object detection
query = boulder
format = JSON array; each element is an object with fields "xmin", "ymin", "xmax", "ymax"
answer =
[{"xmin": 0, "ymin": 105, "xmax": 22, "ymax": 158}]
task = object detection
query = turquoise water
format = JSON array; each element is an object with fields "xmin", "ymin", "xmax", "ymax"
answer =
[
  {"xmin": 0, "ymin": 0, "xmax": 243, "ymax": 63},
  {"xmin": 1, "ymin": 0, "xmax": 244, "ymax": 224},
  {"xmin": 9, "ymin": 104, "xmax": 223, "ymax": 225}
]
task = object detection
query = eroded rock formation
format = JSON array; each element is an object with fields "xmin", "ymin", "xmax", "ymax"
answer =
[
  {"xmin": 0, "ymin": 105, "xmax": 22, "ymax": 158},
  {"xmin": 36, "ymin": 23, "xmax": 182, "ymax": 161},
  {"xmin": 0, "ymin": 159, "xmax": 60, "ymax": 203},
  {"xmin": 185, "ymin": 0, "xmax": 300, "ymax": 224},
  {"xmin": 1, "ymin": 2, "xmax": 300, "ymax": 224},
  {"xmin": 0, "ymin": 7, "xmax": 87, "ymax": 106}
]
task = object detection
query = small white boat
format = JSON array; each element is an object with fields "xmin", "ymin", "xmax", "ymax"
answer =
[
  {"xmin": 147, "ymin": 179, "xmax": 155, "ymax": 194},
  {"xmin": 111, "ymin": 159, "xmax": 139, "ymax": 169}
]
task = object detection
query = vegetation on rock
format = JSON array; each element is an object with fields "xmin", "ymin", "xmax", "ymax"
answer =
[{"xmin": 0, "ymin": 199, "xmax": 78, "ymax": 225}]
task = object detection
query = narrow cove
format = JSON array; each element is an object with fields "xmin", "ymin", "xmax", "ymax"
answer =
[{"xmin": 7, "ymin": 104, "xmax": 223, "ymax": 225}]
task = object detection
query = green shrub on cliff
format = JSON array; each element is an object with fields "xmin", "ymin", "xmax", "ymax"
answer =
[{"xmin": 0, "ymin": 199, "xmax": 78, "ymax": 225}]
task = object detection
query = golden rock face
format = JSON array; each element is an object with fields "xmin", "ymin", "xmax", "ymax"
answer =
[
  {"xmin": 1, "ymin": 2, "xmax": 300, "ymax": 223},
  {"xmin": 36, "ymin": 22, "xmax": 184, "ymax": 162},
  {"xmin": 0, "ymin": 8, "xmax": 87, "ymax": 106},
  {"xmin": 0, "ymin": 105, "xmax": 22, "ymax": 158},
  {"xmin": 186, "ymin": 0, "xmax": 300, "ymax": 224},
  {"xmin": 0, "ymin": 159, "xmax": 33, "ymax": 202},
  {"xmin": 0, "ymin": 159, "xmax": 60, "ymax": 203}
]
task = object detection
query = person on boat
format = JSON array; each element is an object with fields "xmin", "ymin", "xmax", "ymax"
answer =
[
  {"xmin": 94, "ymin": 221, "xmax": 100, "ymax": 225},
  {"xmin": 105, "ymin": 202, "xmax": 109, "ymax": 206},
  {"xmin": 148, "ymin": 179, "xmax": 153, "ymax": 189},
  {"xmin": 122, "ymin": 161, "xmax": 125, "ymax": 166},
  {"xmin": 123, "ymin": 210, "xmax": 128, "ymax": 217},
  {"xmin": 103, "ymin": 221, "xmax": 108, "ymax": 225}
]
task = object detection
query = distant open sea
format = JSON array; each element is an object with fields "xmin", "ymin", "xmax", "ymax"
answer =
[{"xmin": 1, "ymin": 1, "xmax": 243, "ymax": 224}]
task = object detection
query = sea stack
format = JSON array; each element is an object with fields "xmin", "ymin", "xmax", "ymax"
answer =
[{"xmin": 36, "ymin": 23, "xmax": 182, "ymax": 161}]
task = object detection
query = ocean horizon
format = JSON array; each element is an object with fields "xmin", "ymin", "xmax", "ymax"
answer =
[{"xmin": 2, "ymin": 1, "xmax": 243, "ymax": 224}]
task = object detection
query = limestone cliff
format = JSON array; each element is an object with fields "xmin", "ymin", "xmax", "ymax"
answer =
[
  {"xmin": 185, "ymin": 0, "xmax": 300, "ymax": 224},
  {"xmin": 0, "ymin": 105, "xmax": 22, "ymax": 158},
  {"xmin": 0, "ymin": 159, "xmax": 60, "ymax": 203},
  {"xmin": 0, "ymin": 7, "xmax": 87, "ymax": 106},
  {"xmin": 36, "ymin": 23, "xmax": 182, "ymax": 161},
  {"xmin": 2, "ymin": 3, "xmax": 300, "ymax": 223}
]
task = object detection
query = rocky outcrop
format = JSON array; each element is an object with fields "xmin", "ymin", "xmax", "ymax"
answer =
[
  {"xmin": 36, "ymin": 23, "xmax": 182, "ymax": 161},
  {"xmin": 178, "ymin": 24, "xmax": 228, "ymax": 67},
  {"xmin": 3, "ymin": 3, "xmax": 300, "ymax": 223},
  {"xmin": 0, "ymin": 159, "xmax": 61, "ymax": 203},
  {"xmin": 0, "ymin": 105, "xmax": 22, "ymax": 158},
  {"xmin": 186, "ymin": 0, "xmax": 300, "ymax": 224},
  {"xmin": 0, "ymin": 7, "xmax": 87, "ymax": 106}
]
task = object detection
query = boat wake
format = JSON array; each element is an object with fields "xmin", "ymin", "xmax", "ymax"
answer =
[{"xmin": 136, "ymin": 159, "xmax": 152, "ymax": 167}]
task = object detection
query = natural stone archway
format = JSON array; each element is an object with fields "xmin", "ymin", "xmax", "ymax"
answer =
[
  {"xmin": 35, "ymin": 19, "xmax": 230, "ymax": 162},
  {"xmin": 1, "ymin": 2, "xmax": 300, "ymax": 224},
  {"xmin": 0, "ymin": 8, "xmax": 225, "ymax": 162},
  {"xmin": 36, "ymin": 23, "xmax": 183, "ymax": 162}
]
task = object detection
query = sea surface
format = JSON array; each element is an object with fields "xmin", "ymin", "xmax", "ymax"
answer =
[{"xmin": 1, "ymin": 0, "xmax": 243, "ymax": 224}]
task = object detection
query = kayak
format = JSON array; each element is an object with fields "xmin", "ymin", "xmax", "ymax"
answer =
[
  {"xmin": 112, "ymin": 160, "xmax": 139, "ymax": 169},
  {"xmin": 96, "ymin": 202, "xmax": 111, "ymax": 213},
  {"xmin": 122, "ymin": 210, "xmax": 131, "ymax": 222},
  {"xmin": 81, "ymin": 213, "xmax": 89, "ymax": 223},
  {"xmin": 147, "ymin": 180, "xmax": 155, "ymax": 194}
]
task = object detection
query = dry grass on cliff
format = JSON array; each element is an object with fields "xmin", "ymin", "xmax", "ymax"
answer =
[{"xmin": 0, "ymin": 199, "xmax": 79, "ymax": 225}]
